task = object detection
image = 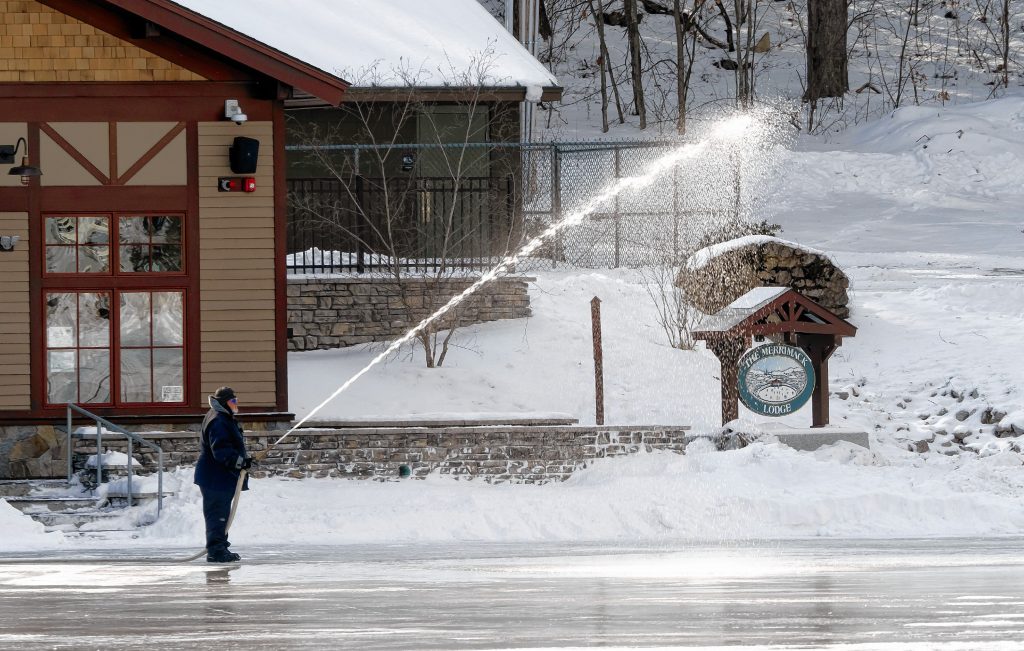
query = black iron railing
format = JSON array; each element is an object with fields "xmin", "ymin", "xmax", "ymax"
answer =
[{"xmin": 287, "ymin": 175, "xmax": 517, "ymax": 274}]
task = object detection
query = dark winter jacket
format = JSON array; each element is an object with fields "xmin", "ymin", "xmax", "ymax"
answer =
[{"xmin": 194, "ymin": 397, "xmax": 250, "ymax": 492}]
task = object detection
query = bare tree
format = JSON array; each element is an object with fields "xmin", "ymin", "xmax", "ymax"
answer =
[
  {"xmin": 672, "ymin": 0, "xmax": 703, "ymax": 134},
  {"xmin": 588, "ymin": 0, "xmax": 626, "ymax": 131},
  {"xmin": 625, "ymin": 0, "xmax": 648, "ymax": 128},
  {"xmin": 289, "ymin": 53, "xmax": 522, "ymax": 368}
]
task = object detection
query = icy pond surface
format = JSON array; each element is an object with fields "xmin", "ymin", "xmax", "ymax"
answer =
[{"xmin": 2, "ymin": 539, "xmax": 1023, "ymax": 650}]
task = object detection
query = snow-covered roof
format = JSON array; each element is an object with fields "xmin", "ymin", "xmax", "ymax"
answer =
[
  {"xmin": 695, "ymin": 287, "xmax": 789, "ymax": 333},
  {"xmin": 168, "ymin": 0, "xmax": 558, "ymax": 91},
  {"xmin": 686, "ymin": 235, "xmax": 831, "ymax": 271}
]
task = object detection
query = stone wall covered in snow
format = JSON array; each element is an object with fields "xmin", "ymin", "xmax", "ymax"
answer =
[
  {"xmin": 287, "ymin": 277, "xmax": 533, "ymax": 351},
  {"xmin": 682, "ymin": 236, "xmax": 851, "ymax": 318},
  {"xmin": 67, "ymin": 425, "xmax": 695, "ymax": 484}
]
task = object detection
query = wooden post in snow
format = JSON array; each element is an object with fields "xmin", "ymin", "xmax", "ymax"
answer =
[{"xmin": 591, "ymin": 296, "xmax": 605, "ymax": 425}]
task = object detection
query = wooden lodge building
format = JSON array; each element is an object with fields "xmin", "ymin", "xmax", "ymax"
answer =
[
  {"xmin": 0, "ymin": 0, "xmax": 559, "ymax": 478},
  {"xmin": 0, "ymin": 0, "xmax": 354, "ymax": 429}
]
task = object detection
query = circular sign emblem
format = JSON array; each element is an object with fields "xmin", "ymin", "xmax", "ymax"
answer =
[{"xmin": 737, "ymin": 344, "xmax": 815, "ymax": 417}]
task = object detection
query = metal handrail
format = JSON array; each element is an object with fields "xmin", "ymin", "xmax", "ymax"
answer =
[{"xmin": 65, "ymin": 403, "xmax": 165, "ymax": 518}]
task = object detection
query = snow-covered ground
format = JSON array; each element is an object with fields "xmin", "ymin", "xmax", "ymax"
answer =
[{"xmin": 3, "ymin": 99, "xmax": 1023, "ymax": 554}]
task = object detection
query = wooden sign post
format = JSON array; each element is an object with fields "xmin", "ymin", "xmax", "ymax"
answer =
[{"xmin": 590, "ymin": 296, "xmax": 605, "ymax": 425}]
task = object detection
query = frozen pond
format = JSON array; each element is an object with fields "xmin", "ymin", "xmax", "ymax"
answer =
[{"xmin": 2, "ymin": 539, "xmax": 1023, "ymax": 649}]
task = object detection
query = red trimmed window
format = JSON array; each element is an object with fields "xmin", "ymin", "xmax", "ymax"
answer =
[
  {"xmin": 44, "ymin": 213, "xmax": 184, "ymax": 275},
  {"xmin": 44, "ymin": 289, "xmax": 186, "ymax": 406}
]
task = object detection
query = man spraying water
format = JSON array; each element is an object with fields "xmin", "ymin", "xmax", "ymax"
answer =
[{"xmin": 195, "ymin": 387, "xmax": 254, "ymax": 563}]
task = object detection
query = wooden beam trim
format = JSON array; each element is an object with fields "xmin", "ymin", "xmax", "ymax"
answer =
[
  {"xmin": 39, "ymin": 123, "xmax": 110, "ymax": 185},
  {"xmin": 116, "ymin": 122, "xmax": 186, "ymax": 186},
  {"xmin": 108, "ymin": 121, "xmax": 118, "ymax": 185}
]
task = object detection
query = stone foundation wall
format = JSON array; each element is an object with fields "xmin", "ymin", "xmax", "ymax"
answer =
[
  {"xmin": 67, "ymin": 425, "xmax": 695, "ymax": 484},
  {"xmin": 287, "ymin": 276, "xmax": 534, "ymax": 351},
  {"xmin": 0, "ymin": 420, "xmax": 290, "ymax": 481}
]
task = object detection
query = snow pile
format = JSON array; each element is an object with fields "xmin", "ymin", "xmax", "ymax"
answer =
[
  {"xmin": 776, "ymin": 97, "xmax": 1024, "ymax": 257},
  {"xmin": 85, "ymin": 450, "xmax": 140, "ymax": 469},
  {"xmin": 0, "ymin": 500, "xmax": 65, "ymax": 552},
  {"xmin": 79, "ymin": 443, "xmax": 1024, "ymax": 550},
  {"xmin": 686, "ymin": 235, "xmax": 831, "ymax": 271}
]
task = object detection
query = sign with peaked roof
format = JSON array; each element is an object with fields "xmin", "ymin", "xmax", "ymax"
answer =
[{"xmin": 694, "ymin": 288, "xmax": 857, "ymax": 428}]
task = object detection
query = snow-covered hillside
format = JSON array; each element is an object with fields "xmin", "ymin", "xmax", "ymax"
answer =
[{"xmin": 483, "ymin": 0, "xmax": 1024, "ymax": 139}]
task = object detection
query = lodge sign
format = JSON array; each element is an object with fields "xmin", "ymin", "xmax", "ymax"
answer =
[{"xmin": 737, "ymin": 344, "xmax": 815, "ymax": 417}]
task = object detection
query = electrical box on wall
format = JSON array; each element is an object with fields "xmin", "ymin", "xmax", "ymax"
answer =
[{"xmin": 218, "ymin": 177, "xmax": 256, "ymax": 193}]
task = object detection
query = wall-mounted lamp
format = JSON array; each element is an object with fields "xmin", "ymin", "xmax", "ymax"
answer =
[
  {"xmin": 0, "ymin": 235, "xmax": 20, "ymax": 251},
  {"xmin": 224, "ymin": 99, "xmax": 248, "ymax": 125},
  {"xmin": 0, "ymin": 138, "xmax": 42, "ymax": 185}
]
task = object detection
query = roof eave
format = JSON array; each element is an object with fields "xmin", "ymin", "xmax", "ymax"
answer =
[
  {"xmin": 286, "ymin": 85, "xmax": 562, "ymax": 108},
  {"xmin": 103, "ymin": 0, "xmax": 349, "ymax": 105}
]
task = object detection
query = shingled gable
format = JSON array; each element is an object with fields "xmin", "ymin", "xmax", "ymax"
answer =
[
  {"xmin": 38, "ymin": 0, "xmax": 349, "ymax": 105},
  {"xmin": 694, "ymin": 287, "xmax": 857, "ymax": 339}
]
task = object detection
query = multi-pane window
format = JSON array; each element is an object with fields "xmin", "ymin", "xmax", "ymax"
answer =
[
  {"xmin": 45, "ymin": 214, "xmax": 183, "ymax": 275},
  {"xmin": 119, "ymin": 291, "xmax": 185, "ymax": 403},
  {"xmin": 45, "ymin": 216, "xmax": 110, "ymax": 273},
  {"xmin": 119, "ymin": 216, "xmax": 183, "ymax": 273},
  {"xmin": 45, "ymin": 290, "xmax": 185, "ymax": 406},
  {"xmin": 45, "ymin": 292, "xmax": 112, "ymax": 404}
]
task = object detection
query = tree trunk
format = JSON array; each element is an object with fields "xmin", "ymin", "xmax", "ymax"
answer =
[
  {"xmin": 1001, "ymin": 0, "xmax": 1010, "ymax": 88},
  {"xmin": 625, "ymin": 0, "xmax": 647, "ymax": 129},
  {"xmin": 588, "ymin": 0, "xmax": 611, "ymax": 132},
  {"xmin": 673, "ymin": 0, "xmax": 686, "ymax": 135},
  {"xmin": 804, "ymin": 0, "xmax": 849, "ymax": 101}
]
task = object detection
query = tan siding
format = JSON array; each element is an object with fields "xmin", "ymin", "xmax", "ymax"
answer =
[
  {"xmin": 0, "ymin": 212, "xmax": 31, "ymax": 410},
  {"xmin": 202, "ymin": 351, "xmax": 275, "ymax": 363},
  {"xmin": 0, "ymin": 1, "xmax": 205, "ymax": 82},
  {"xmin": 198, "ymin": 121, "xmax": 279, "ymax": 406}
]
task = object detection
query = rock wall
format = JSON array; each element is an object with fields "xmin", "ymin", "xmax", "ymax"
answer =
[
  {"xmin": 65, "ymin": 425, "xmax": 695, "ymax": 484},
  {"xmin": 287, "ymin": 276, "xmax": 533, "ymax": 351},
  {"xmin": 683, "ymin": 238, "xmax": 851, "ymax": 318}
]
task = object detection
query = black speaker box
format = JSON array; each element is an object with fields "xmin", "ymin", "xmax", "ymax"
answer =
[{"xmin": 229, "ymin": 136, "xmax": 260, "ymax": 174}]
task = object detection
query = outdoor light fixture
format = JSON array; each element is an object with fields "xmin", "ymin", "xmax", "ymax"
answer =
[
  {"xmin": 224, "ymin": 99, "xmax": 248, "ymax": 125},
  {"xmin": 0, "ymin": 138, "xmax": 42, "ymax": 185}
]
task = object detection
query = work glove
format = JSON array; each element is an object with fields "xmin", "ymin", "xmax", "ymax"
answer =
[{"xmin": 239, "ymin": 457, "xmax": 255, "ymax": 470}]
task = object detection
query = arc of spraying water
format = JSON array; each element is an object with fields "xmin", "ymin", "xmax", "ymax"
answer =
[{"xmin": 258, "ymin": 138, "xmax": 718, "ymax": 458}]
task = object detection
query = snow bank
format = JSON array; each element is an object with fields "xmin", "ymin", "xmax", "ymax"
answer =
[
  {"xmin": 109, "ymin": 443, "xmax": 1024, "ymax": 551},
  {"xmin": 0, "ymin": 500, "xmax": 65, "ymax": 552},
  {"xmin": 686, "ymin": 235, "xmax": 831, "ymax": 271}
]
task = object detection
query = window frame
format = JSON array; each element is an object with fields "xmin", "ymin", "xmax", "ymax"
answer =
[
  {"xmin": 42, "ymin": 287, "xmax": 189, "ymax": 409},
  {"xmin": 42, "ymin": 211, "xmax": 186, "ymax": 279}
]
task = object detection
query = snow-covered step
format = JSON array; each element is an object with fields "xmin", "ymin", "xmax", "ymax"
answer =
[
  {"xmin": 105, "ymin": 491, "xmax": 175, "ymax": 508},
  {"xmin": 3, "ymin": 496, "xmax": 98, "ymax": 513},
  {"xmin": 30, "ymin": 510, "xmax": 130, "ymax": 530},
  {"xmin": 0, "ymin": 479, "xmax": 72, "ymax": 498}
]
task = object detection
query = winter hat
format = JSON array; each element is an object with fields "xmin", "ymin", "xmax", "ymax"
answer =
[{"xmin": 212, "ymin": 386, "xmax": 236, "ymax": 406}]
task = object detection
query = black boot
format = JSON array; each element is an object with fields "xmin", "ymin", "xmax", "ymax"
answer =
[{"xmin": 207, "ymin": 548, "xmax": 241, "ymax": 563}]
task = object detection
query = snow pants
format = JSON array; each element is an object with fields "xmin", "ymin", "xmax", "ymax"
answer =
[{"xmin": 200, "ymin": 486, "xmax": 234, "ymax": 553}]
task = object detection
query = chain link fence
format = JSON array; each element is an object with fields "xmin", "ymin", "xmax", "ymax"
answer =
[{"xmin": 287, "ymin": 140, "xmax": 738, "ymax": 274}]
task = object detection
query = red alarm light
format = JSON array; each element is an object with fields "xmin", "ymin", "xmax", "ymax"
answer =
[{"xmin": 218, "ymin": 177, "xmax": 256, "ymax": 193}]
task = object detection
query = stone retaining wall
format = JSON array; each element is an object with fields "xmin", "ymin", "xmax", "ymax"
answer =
[
  {"xmin": 69, "ymin": 425, "xmax": 695, "ymax": 484},
  {"xmin": 287, "ymin": 276, "xmax": 533, "ymax": 351}
]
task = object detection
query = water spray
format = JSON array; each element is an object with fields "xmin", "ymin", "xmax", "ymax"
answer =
[{"xmin": 265, "ymin": 114, "xmax": 755, "ymax": 453}]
